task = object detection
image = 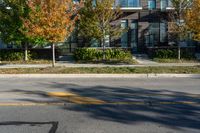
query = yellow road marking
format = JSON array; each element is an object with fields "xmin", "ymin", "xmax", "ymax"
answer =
[
  {"xmin": 47, "ymin": 92, "xmax": 106, "ymax": 105},
  {"xmin": 48, "ymin": 92, "xmax": 77, "ymax": 97},
  {"xmin": 46, "ymin": 92, "xmax": 200, "ymax": 105},
  {"xmin": 0, "ymin": 91, "xmax": 199, "ymax": 106}
]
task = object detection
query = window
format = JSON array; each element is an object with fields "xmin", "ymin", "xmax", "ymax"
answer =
[
  {"xmin": 130, "ymin": 21, "xmax": 138, "ymax": 50},
  {"xmin": 121, "ymin": 20, "xmax": 128, "ymax": 47},
  {"xmin": 160, "ymin": 0, "xmax": 167, "ymax": 10},
  {"xmin": 167, "ymin": 0, "xmax": 173, "ymax": 7},
  {"xmin": 148, "ymin": 0, "xmax": 156, "ymax": 10},
  {"xmin": 160, "ymin": 21, "xmax": 167, "ymax": 43},
  {"xmin": 145, "ymin": 23, "xmax": 159, "ymax": 46},
  {"xmin": 161, "ymin": 0, "xmax": 172, "ymax": 10},
  {"xmin": 90, "ymin": 38, "xmax": 100, "ymax": 47},
  {"xmin": 117, "ymin": 0, "xmax": 140, "ymax": 7},
  {"xmin": 128, "ymin": 0, "xmax": 140, "ymax": 7},
  {"xmin": 92, "ymin": 0, "xmax": 96, "ymax": 7}
]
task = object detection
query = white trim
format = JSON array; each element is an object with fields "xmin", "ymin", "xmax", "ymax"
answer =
[
  {"xmin": 166, "ymin": 7, "xmax": 175, "ymax": 10},
  {"xmin": 111, "ymin": 7, "xmax": 143, "ymax": 10},
  {"xmin": 120, "ymin": 7, "xmax": 143, "ymax": 10}
]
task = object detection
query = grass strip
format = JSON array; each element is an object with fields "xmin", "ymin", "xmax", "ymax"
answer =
[
  {"xmin": 1, "ymin": 60, "xmax": 51, "ymax": 64},
  {"xmin": 0, "ymin": 66, "xmax": 200, "ymax": 74}
]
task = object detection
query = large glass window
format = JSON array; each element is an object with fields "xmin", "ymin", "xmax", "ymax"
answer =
[
  {"xmin": 145, "ymin": 23, "xmax": 159, "ymax": 46},
  {"xmin": 128, "ymin": 0, "xmax": 140, "ymax": 7},
  {"xmin": 160, "ymin": 0, "xmax": 167, "ymax": 10},
  {"xmin": 145, "ymin": 22, "xmax": 168, "ymax": 46},
  {"xmin": 149, "ymin": 23, "xmax": 160, "ymax": 43},
  {"xmin": 161, "ymin": 0, "xmax": 172, "ymax": 10},
  {"xmin": 167, "ymin": 0, "xmax": 173, "ymax": 7},
  {"xmin": 148, "ymin": 0, "xmax": 156, "ymax": 10},
  {"xmin": 160, "ymin": 21, "xmax": 167, "ymax": 43},
  {"xmin": 130, "ymin": 21, "xmax": 138, "ymax": 51},
  {"xmin": 90, "ymin": 38, "xmax": 100, "ymax": 47},
  {"xmin": 121, "ymin": 20, "xmax": 128, "ymax": 47},
  {"xmin": 92, "ymin": 0, "xmax": 96, "ymax": 7},
  {"xmin": 116, "ymin": 0, "xmax": 140, "ymax": 7}
]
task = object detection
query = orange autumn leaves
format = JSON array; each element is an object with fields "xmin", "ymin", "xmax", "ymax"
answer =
[
  {"xmin": 21, "ymin": 0, "xmax": 80, "ymax": 43},
  {"xmin": 185, "ymin": 0, "xmax": 200, "ymax": 41}
]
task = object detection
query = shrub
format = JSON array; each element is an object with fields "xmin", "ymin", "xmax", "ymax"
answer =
[
  {"xmin": 0, "ymin": 51, "xmax": 32, "ymax": 61},
  {"xmin": 153, "ymin": 49, "xmax": 195, "ymax": 59},
  {"xmin": 154, "ymin": 49, "xmax": 177, "ymax": 59},
  {"xmin": 74, "ymin": 48, "xmax": 132, "ymax": 61}
]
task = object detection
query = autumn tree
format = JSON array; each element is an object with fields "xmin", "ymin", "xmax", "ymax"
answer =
[
  {"xmin": 185, "ymin": 0, "xmax": 200, "ymax": 41},
  {"xmin": 21, "ymin": 0, "xmax": 80, "ymax": 67},
  {"xmin": 0, "ymin": 0, "xmax": 34, "ymax": 61},
  {"xmin": 78, "ymin": 0, "xmax": 123, "ymax": 60},
  {"xmin": 168, "ymin": 0, "xmax": 193, "ymax": 60}
]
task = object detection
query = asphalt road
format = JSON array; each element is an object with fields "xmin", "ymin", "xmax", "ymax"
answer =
[{"xmin": 0, "ymin": 77, "xmax": 200, "ymax": 133}]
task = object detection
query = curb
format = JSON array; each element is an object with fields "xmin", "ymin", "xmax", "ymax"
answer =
[
  {"xmin": 0, "ymin": 101, "xmax": 199, "ymax": 106},
  {"xmin": 0, "ymin": 74, "xmax": 199, "ymax": 78}
]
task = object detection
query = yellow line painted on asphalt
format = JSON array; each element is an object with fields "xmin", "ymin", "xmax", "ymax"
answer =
[
  {"xmin": 47, "ymin": 92, "xmax": 200, "ymax": 105},
  {"xmin": 48, "ymin": 92, "xmax": 77, "ymax": 97},
  {"xmin": 48, "ymin": 92, "xmax": 106, "ymax": 105},
  {"xmin": 0, "ymin": 91, "xmax": 199, "ymax": 106}
]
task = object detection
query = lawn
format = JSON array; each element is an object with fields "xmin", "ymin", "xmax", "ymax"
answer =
[
  {"xmin": 153, "ymin": 58, "xmax": 200, "ymax": 63},
  {"xmin": 76, "ymin": 59, "xmax": 138, "ymax": 65},
  {"xmin": 0, "ymin": 66, "xmax": 200, "ymax": 74},
  {"xmin": 0, "ymin": 60, "xmax": 52, "ymax": 64}
]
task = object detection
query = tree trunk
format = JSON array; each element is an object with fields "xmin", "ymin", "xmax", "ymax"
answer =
[
  {"xmin": 178, "ymin": 46, "xmax": 181, "ymax": 60},
  {"xmin": 101, "ymin": 38, "xmax": 105, "ymax": 60},
  {"xmin": 52, "ymin": 43, "xmax": 56, "ymax": 67},
  {"xmin": 24, "ymin": 42, "xmax": 28, "ymax": 61}
]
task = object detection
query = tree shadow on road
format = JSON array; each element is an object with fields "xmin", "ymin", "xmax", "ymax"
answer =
[{"xmin": 9, "ymin": 82, "xmax": 200, "ymax": 130}]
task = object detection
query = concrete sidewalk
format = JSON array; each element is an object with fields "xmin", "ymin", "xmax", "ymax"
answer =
[
  {"xmin": 0, "ymin": 62, "xmax": 200, "ymax": 68},
  {"xmin": 0, "ymin": 74, "xmax": 200, "ymax": 79}
]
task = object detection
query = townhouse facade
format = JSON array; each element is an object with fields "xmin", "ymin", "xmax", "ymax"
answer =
[
  {"xmin": 0, "ymin": 0, "xmax": 197, "ymax": 54},
  {"xmin": 112, "ymin": 0, "xmax": 174, "ymax": 53},
  {"xmin": 70, "ymin": 0, "xmax": 196, "ymax": 53}
]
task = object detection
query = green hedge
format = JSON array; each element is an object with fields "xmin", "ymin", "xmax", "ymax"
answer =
[
  {"xmin": 74, "ymin": 48, "xmax": 132, "ymax": 61},
  {"xmin": 0, "ymin": 51, "xmax": 32, "ymax": 61},
  {"xmin": 153, "ymin": 49, "xmax": 195, "ymax": 59}
]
